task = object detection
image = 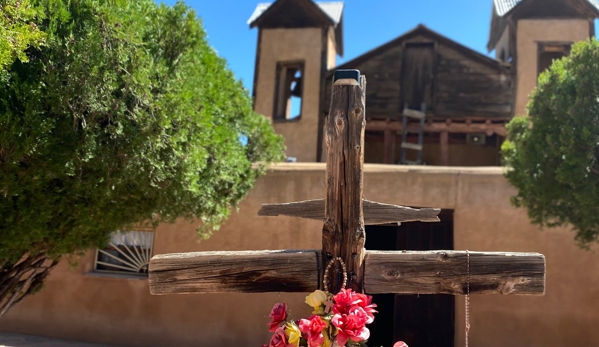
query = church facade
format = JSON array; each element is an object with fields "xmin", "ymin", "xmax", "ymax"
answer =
[
  {"xmin": 250, "ymin": 0, "xmax": 598, "ymax": 165},
  {"xmin": 1, "ymin": 1, "xmax": 599, "ymax": 347}
]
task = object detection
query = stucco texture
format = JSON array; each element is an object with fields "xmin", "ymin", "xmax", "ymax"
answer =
[
  {"xmin": 515, "ymin": 19, "xmax": 591, "ymax": 116},
  {"xmin": 1, "ymin": 164, "xmax": 599, "ymax": 347},
  {"xmin": 254, "ymin": 28, "xmax": 325, "ymax": 162}
]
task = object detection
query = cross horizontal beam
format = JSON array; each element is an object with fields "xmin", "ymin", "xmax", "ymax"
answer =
[
  {"xmin": 258, "ymin": 199, "xmax": 440, "ymax": 225},
  {"xmin": 149, "ymin": 250, "xmax": 545, "ymax": 296}
]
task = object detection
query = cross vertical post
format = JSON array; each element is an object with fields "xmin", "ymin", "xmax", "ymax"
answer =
[{"xmin": 322, "ymin": 71, "xmax": 366, "ymax": 293}]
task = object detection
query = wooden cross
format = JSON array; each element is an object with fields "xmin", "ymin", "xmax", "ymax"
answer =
[{"xmin": 148, "ymin": 70, "xmax": 545, "ymax": 299}]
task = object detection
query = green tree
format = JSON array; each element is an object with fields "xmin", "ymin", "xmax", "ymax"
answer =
[
  {"xmin": 0, "ymin": 0, "xmax": 45, "ymax": 72},
  {"xmin": 0, "ymin": 0, "xmax": 284, "ymax": 316},
  {"xmin": 502, "ymin": 38, "xmax": 599, "ymax": 248}
]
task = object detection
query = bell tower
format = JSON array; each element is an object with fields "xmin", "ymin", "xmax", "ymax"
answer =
[
  {"xmin": 488, "ymin": 0, "xmax": 599, "ymax": 116},
  {"xmin": 249, "ymin": 0, "xmax": 344, "ymax": 162}
]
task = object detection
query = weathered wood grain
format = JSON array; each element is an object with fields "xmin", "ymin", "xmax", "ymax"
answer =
[
  {"xmin": 322, "ymin": 28, "xmax": 514, "ymax": 120},
  {"xmin": 322, "ymin": 75, "xmax": 367, "ymax": 293},
  {"xmin": 364, "ymin": 251, "xmax": 546, "ymax": 295},
  {"xmin": 258, "ymin": 199, "xmax": 440, "ymax": 225},
  {"xmin": 366, "ymin": 120, "xmax": 507, "ymax": 136},
  {"xmin": 148, "ymin": 250, "xmax": 546, "ymax": 295},
  {"xmin": 149, "ymin": 250, "xmax": 319, "ymax": 295},
  {"xmin": 440, "ymin": 131, "xmax": 449, "ymax": 166}
]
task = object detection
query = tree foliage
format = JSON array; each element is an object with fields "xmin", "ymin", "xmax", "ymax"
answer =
[
  {"xmin": 502, "ymin": 38, "xmax": 599, "ymax": 248},
  {"xmin": 0, "ymin": 0, "xmax": 284, "ymax": 314},
  {"xmin": 0, "ymin": 0, "xmax": 45, "ymax": 72}
]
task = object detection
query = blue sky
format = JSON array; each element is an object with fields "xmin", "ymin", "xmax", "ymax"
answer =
[{"xmin": 160, "ymin": 0, "xmax": 599, "ymax": 94}]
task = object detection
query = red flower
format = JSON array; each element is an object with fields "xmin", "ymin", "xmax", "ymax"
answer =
[
  {"xmin": 299, "ymin": 315, "xmax": 327, "ymax": 347},
  {"xmin": 267, "ymin": 303, "xmax": 288, "ymax": 332},
  {"xmin": 268, "ymin": 327, "xmax": 290, "ymax": 347},
  {"xmin": 394, "ymin": 342, "xmax": 409, "ymax": 347},
  {"xmin": 354, "ymin": 292, "xmax": 377, "ymax": 324},
  {"xmin": 331, "ymin": 306, "xmax": 371, "ymax": 346},
  {"xmin": 332, "ymin": 288, "xmax": 360, "ymax": 315}
]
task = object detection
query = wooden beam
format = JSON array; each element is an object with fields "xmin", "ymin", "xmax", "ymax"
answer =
[
  {"xmin": 364, "ymin": 251, "xmax": 545, "ymax": 295},
  {"xmin": 322, "ymin": 74, "xmax": 366, "ymax": 293},
  {"xmin": 149, "ymin": 250, "xmax": 319, "ymax": 295},
  {"xmin": 258, "ymin": 199, "xmax": 440, "ymax": 224},
  {"xmin": 440, "ymin": 131, "xmax": 449, "ymax": 166},
  {"xmin": 366, "ymin": 120, "xmax": 507, "ymax": 136},
  {"xmin": 384, "ymin": 130, "xmax": 395, "ymax": 164},
  {"xmin": 148, "ymin": 250, "xmax": 546, "ymax": 296}
]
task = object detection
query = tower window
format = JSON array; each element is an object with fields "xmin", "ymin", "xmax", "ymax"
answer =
[
  {"xmin": 538, "ymin": 42, "xmax": 571, "ymax": 78},
  {"xmin": 274, "ymin": 61, "xmax": 304, "ymax": 121}
]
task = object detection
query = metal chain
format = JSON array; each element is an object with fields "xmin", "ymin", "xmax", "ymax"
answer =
[{"xmin": 465, "ymin": 250, "xmax": 471, "ymax": 347}]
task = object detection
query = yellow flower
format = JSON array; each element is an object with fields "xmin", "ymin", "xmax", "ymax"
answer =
[
  {"xmin": 305, "ymin": 290, "xmax": 328, "ymax": 308},
  {"xmin": 285, "ymin": 322, "xmax": 302, "ymax": 347}
]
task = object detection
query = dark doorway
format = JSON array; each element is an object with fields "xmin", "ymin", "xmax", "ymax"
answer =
[
  {"xmin": 365, "ymin": 210, "xmax": 454, "ymax": 347},
  {"xmin": 401, "ymin": 42, "xmax": 435, "ymax": 111}
]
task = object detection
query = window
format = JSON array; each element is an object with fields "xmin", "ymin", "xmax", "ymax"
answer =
[
  {"xmin": 274, "ymin": 61, "xmax": 304, "ymax": 121},
  {"xmin": 538, "ymin": 42, "xmax": 571, "ymax": 77},
  {"xmin": 94, "ymin": 228, "xmax": 154, "ymax": 275}
]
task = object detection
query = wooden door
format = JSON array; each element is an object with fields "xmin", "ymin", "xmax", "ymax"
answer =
[
  {"xmin": 401, "ymin": 42, "xmax": 435, "ymax": 111},
  {"xmin": 365, "ymin": 210, "xmax": 454, "ymax": 347}
]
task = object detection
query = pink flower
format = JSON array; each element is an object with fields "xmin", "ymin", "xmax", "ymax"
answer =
[
  {"xmin": 268, "ymin": 327, "xmax": 290, "ymax": 347},
  {"xmin": 267, "ymin": 303, "xmax": 288, "ymax": 332},
  {"xmin": 394, "ymin": 342, "xmax": 409, "ymax": 347},
  {"xmin": 354, "ymin": 293, "xmax": 377, "ymax": 324},
  {"xmin": 299, "ymin": 315, "xmax": 327, "ymax": 347},
  {"xmin": 332, "ymin": 288, "xmax": 360, "ymax": 315},
  {"xmin": 331, "ymin": 306, "xmax": 371, "ymax": 346}
]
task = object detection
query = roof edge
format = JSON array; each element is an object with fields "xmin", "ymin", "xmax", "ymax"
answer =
[
  {"xmin": 248, "ymin": 0, "xmax": 336, "ymax": 29},
  {"xmin": 329, "ymin": 24, "xmax": 508, "ymax": 76}
]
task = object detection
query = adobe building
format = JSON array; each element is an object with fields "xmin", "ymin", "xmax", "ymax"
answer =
[{"xmin": 2, "ymin": 1, "xmax": 599, "ymax": 347}]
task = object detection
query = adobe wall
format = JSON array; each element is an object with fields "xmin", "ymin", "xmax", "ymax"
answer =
[
  {"xmin": 254, "ymin": 28, "xmax": 324, "ymax": 162},
  {"xmin": 515, "ymin": 19, "xmax": 590, "ymax": 116},
  {"xmin": 2, "ymin": 163, "xmax": 599, "ymax": 347}
]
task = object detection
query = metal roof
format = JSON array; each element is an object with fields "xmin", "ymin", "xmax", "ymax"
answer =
[
  {"xmin": 247, "ymin": 1, "xmax": 344, "ymax": 25},
  {"xmin": 493, "ymin": 0, "xmax": 599, "ymax": 16}
]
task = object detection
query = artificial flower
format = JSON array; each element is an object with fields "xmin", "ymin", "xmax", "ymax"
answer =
[
  {"xmin": 331, "ymin": 288, "xmax": 360, "ymax": 315},
  {"xmin": 285, "ymin": 321, "xmax": 302, "ymax": 347},
  {"xmin": 305, "ymin": 290, "xmax": 328, "ymax": 308},
  {"xmin": 354, "ymin": 292, "xmax": 377, "ymax": 324},
  {"xmin": 394, "ymin": 341, "xmax": 409, "ymax": 347},
  {"xmin": 299, "ymin": 315, "xmax": 327, "ymax": 347},
  {"xmin": 268, "ymin": 303, "xmax": 288, "ymax": 332},
  {"xmin": 331, "ymin": 306, "xmax": 371, "ymax": 346},
  {"xmin": 268, "ymin": 327, "xmax": 290, "ymax": 347}
]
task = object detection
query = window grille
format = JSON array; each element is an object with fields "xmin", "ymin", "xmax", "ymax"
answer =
[{"xmin": 94, "ymin": 229, "xmax": 154, "ymax": 275}]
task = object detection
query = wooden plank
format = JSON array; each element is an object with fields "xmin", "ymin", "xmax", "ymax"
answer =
[
  {"xmin": 258, "ymin": 199, "xmax": 440, "ymax": 224},
  {"xmin": 440, "ymin": 131, "xmax": 449, "ymax": 166},
  {"xmin": 403, "ymin": 108, "xmax": 426, "ymax": 119},
  {"xmin": 364, "ymin": 251, "xmax": 546, "ymax": 295},
  {"xmin": 148, "ymin": 250, "xmax": 546, "ymax": 295},
  {"xmin": 384, "ymin": 130, "xmax": 395, "ymax": 164},
  {"xmin": 366, "ymin": 120, "xmax": 507, "ymax": 136},
  {"xmin": 322, "ymin": 74, "xmax": 367, "ymax": 293},
  {"xmin": 148, "ymin": 250, "xmax": 319, "ymax": 295},
  {"xmin": 401, "ymin": 142, "xmax": 423, "ymax": 151}
]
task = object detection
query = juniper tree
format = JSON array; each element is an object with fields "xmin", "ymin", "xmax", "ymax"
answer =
[
  {"xmin": 0, "ymin": 0, "xmax": 283, "ymax": 316},
  {"xmin": 502, "ymin": 38, "xmax": 599, "ymax": 248},
  {"xmin": 0, "ymin": 0, "xmax": 44, "ymax": 73}
]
